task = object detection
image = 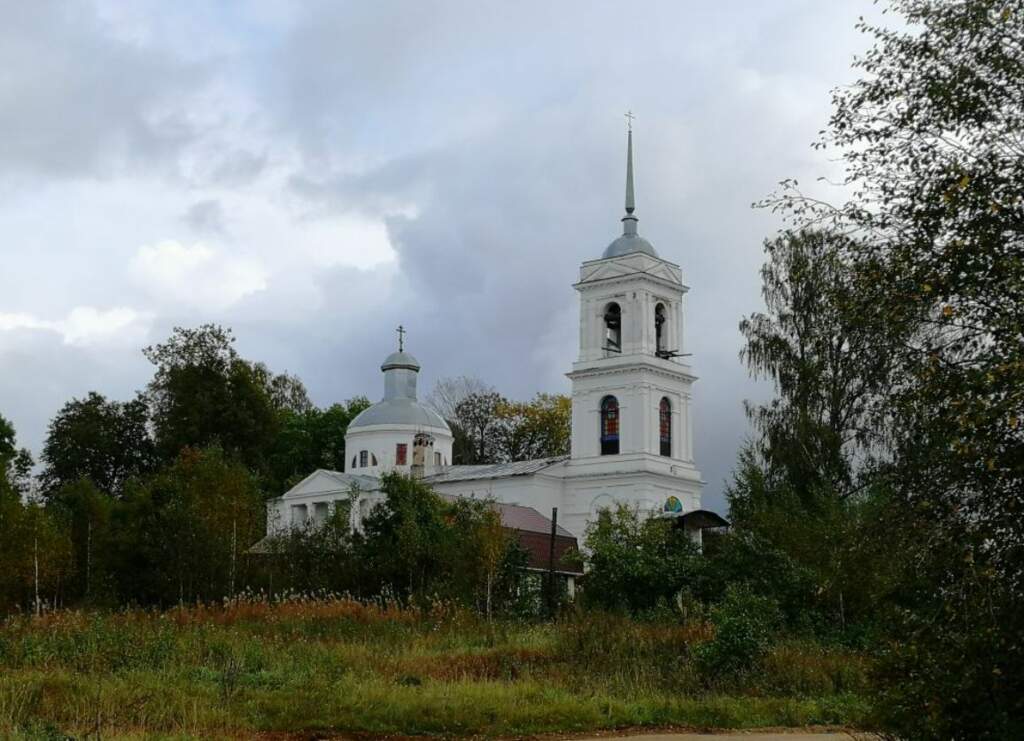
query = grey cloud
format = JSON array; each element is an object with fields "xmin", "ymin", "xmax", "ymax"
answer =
[
  {"xmin": 182, "ymin": 199, "xmax": 225, "ymax": 234},
  {"xmin": 1, "ymin": 1, "xmax": 883, "ymax": 515},
  {"xmin": 0, "ymin": 2, "xmax": 207, "ymax": 179},
  {"xmin": 209, "ymin": 150, "xmax": 267, "ymax": 188}
]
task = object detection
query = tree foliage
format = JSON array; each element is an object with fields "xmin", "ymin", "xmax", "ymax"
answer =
[
  {"xmin": 112, "ymin": 446, "xmax": 265, "ymax": 605},
  {"xmin": 759, "ymin": 2, "xmax": 1024, "ymax": 736},
  {"xmin": 580, "ymin": 504, "xmax": 703, "ymax": 615},
  {"xmin": 40, "ymin": 392, "xmax": 155, "ymax": 497},
  {"xmin": 1, "ymin": 412, "xmax": 34, "ymax": 497},
  {"xmin": 356, "ymin": 472, "xmax": 523, "ymax": 607},
  {"xmin": 494, "ymin": 394, "xmax": 572, "ymax": 462},
  {"xmin": 143, "ymin": 325, "xmax": 308, "ymax": 472},
  {"xmin": 266, "ymin": 397, "xmax": 371, "ymax": 493},
  {"xmin": 0, "ymin": 414, "xmax": 71, "ymax": 613},
  {"xmin": 444, "ymin": 386, "xmax": 571, "ymax": 465},
  {"xmin": 738, "ymin": 231, "xmax": 892, "ymax": 506}
]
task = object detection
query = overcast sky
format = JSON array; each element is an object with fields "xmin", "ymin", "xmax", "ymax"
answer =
[{"xmin": 0, "ymin": 0, "xmax": 882, "ymax": 513}]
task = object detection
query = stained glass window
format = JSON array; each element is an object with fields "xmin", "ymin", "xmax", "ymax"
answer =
[
  {"xmin": 600, "ymin": 396, "xmax": 619, "ymax": 455},
  {"xmin": 659, "ymin": 397, "xmax": 671, "ymax": 457}
]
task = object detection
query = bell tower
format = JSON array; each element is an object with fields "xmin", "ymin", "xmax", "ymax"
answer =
[{"xmin": 558, "ymin": 121, "xmax": 703, "ymax": 537}]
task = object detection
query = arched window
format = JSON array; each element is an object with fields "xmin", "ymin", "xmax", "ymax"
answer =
[
  {"xmin": 604, "ymin": 302, "xmax": 621, "ymax": 353},
  {"xmin": 655, "ymin": 303, "xmax": 666, "ymax": 356},
  {"xmin": 659, "ymin": 397, "xmax": 672, "ymax": 457},
  {"xmin": 600, "ymin": 396, "xmax": 620, "ymax": 455},
  {"xmin": 359, "ymin": 450, "xmax": 368, "ymax": 468},
  {"xmin": 351, "ymin": 455, "xmax": 357, "ymax": 470}
]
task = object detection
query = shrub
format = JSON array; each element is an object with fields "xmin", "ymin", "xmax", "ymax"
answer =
[
  {"xmin": 580, "ymin": 504, "xmax": 705, "ymax": 615},
  {"xmin": 696, "ymin": 585, "xmax": 780, "ymax": 682}
]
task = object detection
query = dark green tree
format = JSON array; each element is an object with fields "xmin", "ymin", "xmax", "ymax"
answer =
[
  {"xmin": 143, "ymin": 325, "xmax": 307, "ymax": 473},
  {"xmin": 0, "ymin": 414, "xmax": 72, "ymax": 614},
  {"xmin": 112, "ymin": 446, "xmax": 265, "ymax": 605},
  {"xmin": 40, "ymin": 392, "xmax": 155, "ymax": 497},
  {"xmin": 266, "ymin": 397, "xmax": 371, "ymax": 493},
  {"xmin": 355, "ymin": 472, "xmax": 523, "ymax": 607},
  {"xmin": 737, "ymin": 230, "xmax": 892, "ymax": 509},
  {"xmin": 0, "ymin": 412, "xmax": 34, "ymax": 497},
  {"xmin": 580, "ymin": 504, "xmax": 703, "ymax": 615},
  {"xmin": 47, "ymin": 478, "xmax": 114, "ymax": 603},
  {"xmin": 763, "ymin": 2, "xmax": 1024, "ymax": 735}
]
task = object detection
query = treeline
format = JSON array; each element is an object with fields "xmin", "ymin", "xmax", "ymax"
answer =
[
  {"xmin": 0, "ymin": 325, "xmax": 570, "ymax": 613},
  {"xmin": 710, "ymin": 2, "xmax": 1023, "ymax": 738}
]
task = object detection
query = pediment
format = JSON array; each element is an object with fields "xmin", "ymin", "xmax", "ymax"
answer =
[
  {"xmin": 282, "ymin": 470, "xmax": 349, "ymax": 499},
  {"xmin": 579, "ymin": 253, "xmax": 682, "ymax": 286}
]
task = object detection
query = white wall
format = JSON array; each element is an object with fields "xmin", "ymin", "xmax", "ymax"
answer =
[{"xmin": 345, "ymin": 423, "xmax": 453, "ymax": 476}]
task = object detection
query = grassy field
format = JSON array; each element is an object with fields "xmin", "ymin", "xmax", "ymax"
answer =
[{"xmin": 0, "ymin": 596, "xmax": 871, "ymax": 739}]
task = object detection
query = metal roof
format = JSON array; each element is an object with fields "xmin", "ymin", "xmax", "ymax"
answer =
[
  {"xmin": 667, "ymin": 509, "xmax": 731, "ymax": 529},
  {"xmin": 423, "ymin": 456, "xmax": 567, "ymax": 484},
  {"xmin": 381, "ymin": 350, "xmax": 420, "ymax": 371},
  {"xmin": 348, "ymin": 398, "xmax": 450, "ymax": 430},
  {"xmin": 491, "ymin": 501, "xmax": 575, "ymax": 538},
  {"xmin": 603, "ymin": 233, "xmax": 658, "ymax": 258}
]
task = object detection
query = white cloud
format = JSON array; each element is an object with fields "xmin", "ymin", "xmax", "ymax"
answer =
[
  {"xmin": 131, "ymin": 240, "xmax": 268, "ymax": 310},
  {"xmin": 0, "ymin": 306, "xmax": 149, "ymax": 347}
]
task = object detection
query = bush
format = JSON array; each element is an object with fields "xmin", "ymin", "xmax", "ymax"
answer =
[
  {"xmin": 696, "ymin": 585, "xmax": 780, "ymax": 682},
  {"xmin": 580, "ymin": 504, "xmax": 705, "ymax": 615}
]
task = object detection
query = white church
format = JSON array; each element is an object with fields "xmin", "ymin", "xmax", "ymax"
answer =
[{"xmin": 264, "ymin": 127, "xmax": 725, "ymax": 562}]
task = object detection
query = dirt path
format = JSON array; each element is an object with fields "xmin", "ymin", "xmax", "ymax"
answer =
[{"xmin": 580, "ymin": 734, "xmax": 871, "ymax": 740}]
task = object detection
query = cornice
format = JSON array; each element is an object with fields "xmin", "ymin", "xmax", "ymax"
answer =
[
  {"xmin": 567, "ymin": 357, "xmax": 698, "ymax": 384},
  {"xmin": 574, "ymin": 272, "xmax": 688, "ymax": 295}
]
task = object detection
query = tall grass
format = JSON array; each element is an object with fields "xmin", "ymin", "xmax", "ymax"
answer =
[{"xmin": 0, "ymin": 595, "xmax": 871, "ymax": 738}]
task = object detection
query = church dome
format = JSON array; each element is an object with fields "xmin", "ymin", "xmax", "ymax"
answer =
[
  {"xmin": 347, "ymin": 398, "xmax": 449, "ymax": 430},
  {"xmin": 603, "ymin": 233, "xmax": 658, "ymax": 259},
  {"xmin": 347, "ymin": 345, "xmax": 450, "ymax": 432},
  {"xmin": 381, "ymin": 350, "xmax": 420, "ymax": 371}
]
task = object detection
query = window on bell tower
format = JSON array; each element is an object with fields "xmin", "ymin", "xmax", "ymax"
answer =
[
  {"xmin": 604, "ymin": 303, "xmax": 622, "ymax": 354},
  {"xmin": 655, "ymin": 303, "xmax": 667, "ymax": 356},
  {"xmin": 659, "ymin": 397, "xmax": 672, "ymax": 457},
  {"xmin": 600, "ymin": 396, "xmax": 620, "ymax": 455}
]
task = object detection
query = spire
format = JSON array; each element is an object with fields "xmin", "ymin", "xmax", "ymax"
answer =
[{"xmin": 622, "ymin": 112, "xmax": 638, "ymax": 237}]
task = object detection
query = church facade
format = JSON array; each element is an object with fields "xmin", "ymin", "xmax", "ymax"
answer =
[{"xmin": 264, "ymin": 128, "xmax": 710, "ymax": 549}]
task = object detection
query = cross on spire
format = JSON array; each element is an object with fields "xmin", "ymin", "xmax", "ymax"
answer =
[
  {"xmin": 396, "ymin": 324, "xmax": 406, "ymax": 352},
  {"xmin": 624, "ymin": 110, "xmax": 635, "ymax": 132}
]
